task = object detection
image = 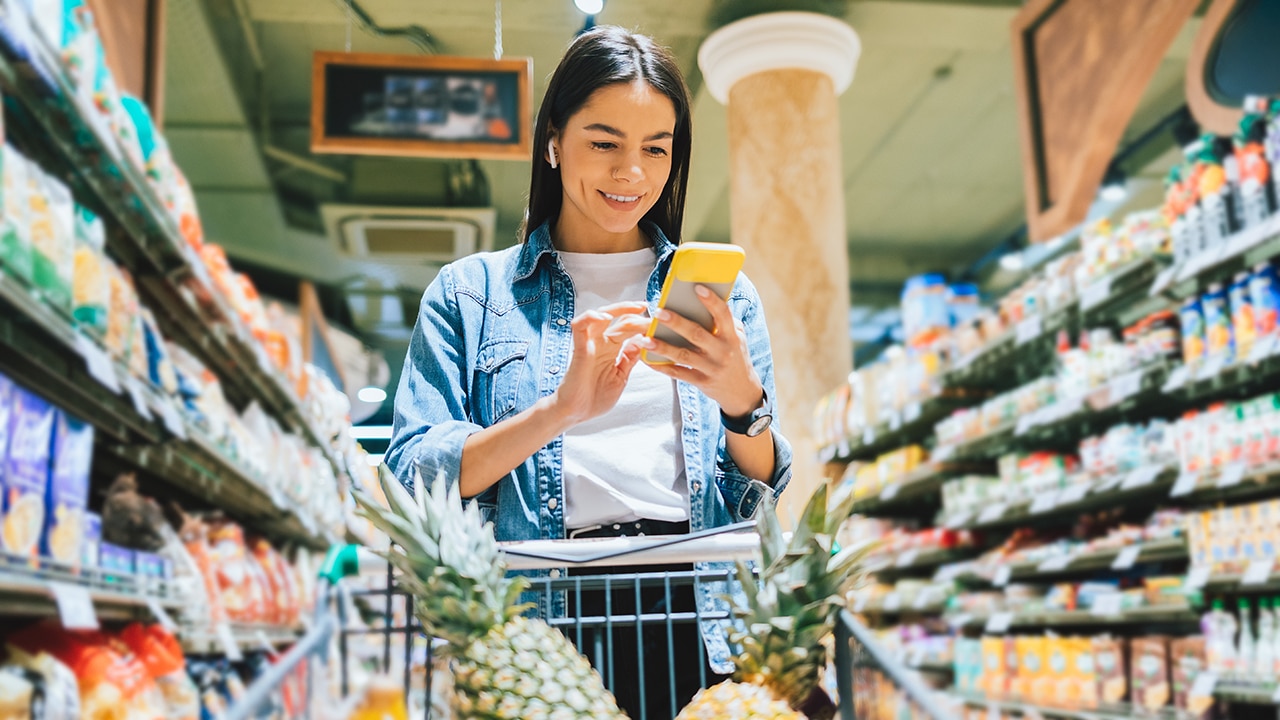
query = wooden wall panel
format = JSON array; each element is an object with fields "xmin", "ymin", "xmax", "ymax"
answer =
[
  {"xmin": 85, "ymin": 0, "xmax": 167, "ymax": 126},
  {"xmin": 1012, "ymin": 0, "xmax": 1199, "ymax": 241}
]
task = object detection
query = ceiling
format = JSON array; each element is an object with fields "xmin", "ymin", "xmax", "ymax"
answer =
[{"xmin": 162, "ymin": 0, "xmax": 1206, "ymax": 400}]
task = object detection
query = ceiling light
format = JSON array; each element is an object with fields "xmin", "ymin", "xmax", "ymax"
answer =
[
  {"xmin": 357, "ymin": 386, "xmax": 388, "ymax": 404},
  {"xmin": 1100, "ymin": 162, "xmax": 1127, "ymax": 202},
  {"xmin": 574, "ymin": 0, "xmax": 604, "ymax": 14},
  {"xmin": 999, "ymin": 252, "xmax": 1025, "ymax": 272}
]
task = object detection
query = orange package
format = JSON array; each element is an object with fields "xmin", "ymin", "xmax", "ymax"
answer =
[
  {"xmin": 182, "ymin": 517, "xmax": 228, "ymax": 624},
  {"xmin": 210, "ymin": 519, "xmax": 268, "ymax": 622},
  {"xmin": 118, "ymin": 623, "xmax": 200, "ymax": 720}
]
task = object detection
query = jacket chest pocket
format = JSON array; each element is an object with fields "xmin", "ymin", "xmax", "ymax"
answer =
[{"xmin": 474, "ymin": 339, "xmax": 529, "ymax": 426}]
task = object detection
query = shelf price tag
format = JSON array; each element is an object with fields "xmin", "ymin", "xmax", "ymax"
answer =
[
  {"xmin": 1029, "ymin": 491, "xmax": 1058, "ymax": 515},
  {"xmin": 1112, "ymin": 545, "xmax": 1143, "ymax": 571},
  {"xmin": 1185, "ymin": 566, "xmax": 1213, "ymax": 591},
  {"xmin": 861, "ymin": 427, "xmax": 876, "ymax": 446},
  {"xmin": 913, "ymin": 591, "xmax": 934, "ymax": 610},
  {"xmin": 1109, "ymin": 369, "xmax": 1144, "ymax": 405},
  {"xmin": 888, "ymin": 412, "xmax": 902, "ymax": 432},
  {"xmin": 1091, "ymin": 592, "xmax": 1124, "ymax": 617},
  {"xmin": 987, "ymin": 703, "xmax": 1000, "ymax": 720},
  {"xmin": 933, "ymin": 444, "xmax": 956, "ymax": 462},
  {"xmin": 1150, "ymin": 265, "xmax": 1178, "ymax": 295},
  {"xmin": 1217, "ymin": 463, "xmax": 1247, "ymax": 489},
  {"xmin": 836, "ymin": 440, "xmax": 850, "ymax": 459},
  {"xmin": 977, "ymin": 502, "xmax": 1007, "ymax": 525},
  {"xmin": 944, "ymin": 510, "xmax": 973, "ymax": 529},
  {"xmin": 895, "ymin": 548, "xmax": 921, "ymax": 568},
  {"xmin": 1162, "ymin": 365, "xmax": 1190, "ymax": 393},
  {"xmin": 1079, "ymin": 277, "xmax": 1112, "ymax": 311},
  {"xmin": 1247, "ymin": 335, "xmax": 1278, "ymax": 364},
  {"xmin": 1198, "ymin": 356, "xmax": 1226, "ymax": 381},
  {"xmin": 854, "ymin": 595, "xmax": 869, "ymax": 613},
  {"xmin": 1188, "ymin": 672, "xmax": 1218, "ymax": 702},
  {"xmin": 216, "ymin": 622, "xmax": 245, "ymax": 661},
  {"xmin": 1058, "ymin": 484, "xmax": 1090, "ymax": 505},
  {"xmin": 1037, "ymin": 555, "xmax": 1072, "ymax": 573},
  {"xmin": 1243, "ymin": 558, "xmax": 1274, "ymax": 586},
  {"xmin": 984, "ymin": 611, "xmax": 1015, "ymax": 634},
  {"xmin": 1015, "ymin": 316, "xmax": 1042, "ymax": 346},
  {"xmin": 882, "ymin": 592, "xmax": 901, "ymax": 612},
  {"xmin": 125, "ymin": 379, "xmax": 153, "ymax": 420},
  {"xmin": 1121, "ymin": 465, "xmax": 1162, "ymax": 490},
  {"xmin": 158, "ymin": 400, "xmax": 188, "ymax": 441},
  {"xmin": 146, "ymin": 598, "xmax": 178, "ymax": 632},
  {"xmin": 1271, "ymin": 684, "xmax": 1280, "ymax": 704},
  {"xmin": 256, "ymin": 630, "xmax": 277, "ymax": 655},
  {"xmin": 880, "ymin": 483, "xmax": 901, "ymax": 502},
  {"xmin": 904, "ymin": 402, "xmax": 922, "ymax": 423},
  {"xmin": 74, "ymin": 334, "xmax": 122, "ymax": 394},
  {"xmin": 992, "ymin": 565, "xmax": 1013, "ymax": 588},
  {"xmin": 1171, "ymin": 471, "xmax": 1200, "ymax": 498},
  {"xmin": 50, "ymin": 582, "xmax": 98, "ymax": 630}
]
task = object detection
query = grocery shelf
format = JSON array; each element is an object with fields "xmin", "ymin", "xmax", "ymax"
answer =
[
  {"xmin": 906, "ymin": 660, "xmax": 954, "ymax": 675},
  {"xmin": 1172, "ymin": 460, "xmax": 1280, "ymax": 507},
  {"xmin": 933, "ymin": 421, "xmax": 1019, "ymax": 463},
  {"xmin": 0, "ymin": 35, "xmax": 345, "ymax": 482},
  {"xmin": 952, "ymin": 538, "xmax": 1188, "ymax": 586},
  {"xmin": 951, "ymin": 604, "xmax": 1200, "ymax": 631},
  {"xmin": 821, "ymin": 393, "xmax": 971, "ymax": 463},
  {"xmin": 1214, "ymin": 683, "xmax": 1280, "ymax": 706},
  {"xmin": 854, "ymin": 591, "xmax": 948, "ymax": 617},
  {"xmin": 0, "ymin": 561, "xmax": 181, "ymax": 623},
  {"xmin": 952, "ymin": 691, "xmax": 1180, "ymax": 720},
  {"xmin": 1156, "ymin": 213, "xmax": 1280, "ymax": 300},
  {"xmin": 851, "ymin": 461, "xmax": 992, "ymax": 517},
  {"xmin": 869, "ymin": 547, "xmax": 982, "ymax": 580},
  {"xmin": 0, "ymin": 273, "xmax": 330, "ymax": 550},
  {"xmin": 1077, "ymin": 254, "xmax": 1170, "ymax": 327},
  {"xmin": 939, "ymin": 465, "xmax": 1177, "ymax": 532},
  {"xmin": 1161, "ymin": 339, "xmax": 1280, "ymax": 405},
  {"xmin": 181, "ymin": 623, "xmax": 302, "ymax": 656},
  {"xmin": 946, "ymin": 309, "xmax": 1070, "ymax": 393}
]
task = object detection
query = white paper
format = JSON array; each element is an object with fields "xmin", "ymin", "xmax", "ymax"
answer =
[
  {"xmin": 1162, "ymin": 365, "xmax": 1190, "ymax": 393},
  {"xmin": 881, "ymin": 483, "xmax": 901, "ymax": 502},
  {"xmin": 1016, "ymin": 316, "xmax": 1042, "ymax": 346},
  {"xmin": 984, "ymin": 611, "xmax": 1015, "ymax": 634},
  {"xmin": 944, "ymin": 510, "xmax": 973, "ymax": 529},
  {"xmin": 1112, "ymin": 545, "xmax": 1142, "ymax": 571},
  {"xmin": 977, "ymin": 502, "xmax": 1007, "ymax": 525},
  {"xmin": 146, "ymin": 597, "xmax": 177, "ymax": 632},
  {"xmin": 216, "ymin": 622, "xmax": 245, "ymax": 661},
  {"xmin": 1037, "ymin": 555, "xmax": 1072, "ymax": 572},
  {"xmin": 1029, "ymin": 491, "xmax": 1058, "ymax": 514},
  {"xmin": 1198, "ymin": 356, "xmax": 1226, "ymax": 381},
  {"xmin": 75, "ymin": 334, "xmax": 121, "ymax": 394},
  {"xmin": 882, "ymin": 592, "xmax": 901, "ymax": 612},
  {"xmin": 1171, "ymin": 471, "xmax": 1200, "ymax": 498},
  {"xmin": 159, "ymin": 400, "xmax": 188, "ymax": 440},
  {"xmin": 1243, "ymin": 558, "xmax": 1274, "ymax": 586},
  {"xmin": 904, "ymin": 403, "xmax": 922, "ymax": 423},
  {"xmin": 1015, "ymin": 413, "xmax": 1037, "ymax": 436},
  {"xmin": 1109, "ymin": 369, "xmax": 1144, "ymax": 405},
  {"xmin": 933, "ymin": 444, "xmax": 956, "ymax": 462},
  {"xmin": 896, "ymin": 548, "xmax": 920, "ymax": 568},
  {"xmin": 993, "ymin": 564, "xmax": 1013, "ymax": 588},
  {"xmin": 1188, "ymin": 672, "xmax": 1218, "ymax": 700},
  {"xmin": 1080, "ymin": 277, "xmax": 1112, "ymax": 310},
  {"xmin": 861, "ymin": 427, "xmax": 876, "ymax": 446},
  {"xmin": 888, "ymin": 412, "xmax": 902, "ymax": 432},
  {"xmin": 1122, "ymin": 465, "xmax": 1162, "ymax": 490},
  {"xmin": 1059, "ymin": 484, "xmax": 1090, "ymax": 505},
  {"xmin": 49, "ymin": 582, "xmax": 98, "ymax": 630},
  {"xmin": 1185, "ymin": 565, "xmax": 1212, "ymax": 590},
  {"xmin": 1150, "ymin": 266, "xmax": 1178, "ymax": 295},
  {"xmin": 1217, "ymin": 463, "xmax": 1247, "ymax": 489},
  {"xmin": 1247, "ymin": 335, "xmax": 1277, "ymax": 364},
  {"xmin": 1091, "ymin": 592, "xmax": 1124, "ymax": 616},
  {"xmin": 126, "ymin": 379, "xmax": 153, "ymax": 420}
]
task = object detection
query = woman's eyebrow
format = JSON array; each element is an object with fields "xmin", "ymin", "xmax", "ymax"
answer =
[{"xmin": 583, "ymin": 123, "xmax": 674, "ymax": 142}]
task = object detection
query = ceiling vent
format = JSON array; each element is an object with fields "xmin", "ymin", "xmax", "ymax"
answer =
[{"xmin": 320, "ymin": 204, "xmax": 496, "ymax": 264}]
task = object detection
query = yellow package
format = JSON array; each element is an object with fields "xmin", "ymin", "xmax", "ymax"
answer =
[
  {"xmin": 1013, "ymin": 636, "xmax": 1046, "ymax": 702},
  {"xmin": 104, "ymin": 263, "xmax": 139, "ymax": 361},
  {"xmin": 28, "ymin": 168, "xmax": 74, "ymax": 312},
  {"xmin": 980, "ymin": 636, "xmax": 1005, "ymax": 698},
  {"xmin": 1069, "ymin": 637, "xmax": 1097, "ymax": 710},
  {"xmin": 71, "ymin": 207, "xmax": 110, "ymax": 337}
]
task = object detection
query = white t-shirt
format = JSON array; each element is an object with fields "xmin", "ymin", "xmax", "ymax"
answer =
[{"xmin": 557, "ymin": 247, "xmax": 690, "ymax": 528}]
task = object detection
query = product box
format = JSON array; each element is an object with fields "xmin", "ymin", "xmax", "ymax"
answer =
[
  {"xmin": 1014, "ymin": 636, "xmax": 1047, "ymax": 703},
  {"xmin": 99, "ymin": 542, "xmax": 134, "ymax": 578},
  {"xmin": 82, "ymin": 511, "xmax": 100, "ymax": 570},
  {"xmin": 1044, "ymin": 636, "xmax": 1071, "ymax": 708},
  {"xmin": 1092, "ymin": 636, "xmax": 1129, "ymax": 706},
  {"xmin": 135, "ymin": 551, "xmax": 170, "ymax": 581},
  {"xmin": 1130, "ymin": 636, "xmax": 1171, "ymax": 712},
  {"xmin": 980, "ymin": 636, "xmax": 1006, "ymax": 698},
  {"xmin": 42, "ymin": 410, "xmax": 92, "ymax": 570},
  {"xmin": 1171, "ymin": 636, "xmax": 1211, "ymax": 719},
  {"xmin": 3, "ymin": 387, "xmax": 53, "ymax": 562},
  {"xmin": 1069, "ymin": 636, "xmax": 1098, "ymax": 710},
  {"xmin": 0, "ymin": 372, "xmax": 12, "ymax": 478}
]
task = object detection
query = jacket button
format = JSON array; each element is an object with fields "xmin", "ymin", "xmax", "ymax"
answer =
[
  {"xmin": 547, "ymin": 497, "xmax": 558, "ymax": 510},
  {"xmin": 549, "ymin": 569, "xmax": 561, "ymax": 578},
  {"xmin": 556, "ymin": 318, "xmax": 568, "ymax": 326},
  {"xmin": 549, "ymin": 365, "xmax": 561, "ymax": 374},
  {"xmin": 686, "ymin": 412, "xmax": 694, "ymax": 422},
  {"xmin": 691, "ymin": 481, "xmax": 702, "ymax": 493}
]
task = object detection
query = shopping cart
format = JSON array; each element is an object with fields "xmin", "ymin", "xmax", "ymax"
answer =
[{"xmin": 225, "ymin": 532, "xmax": 955, "ymax": 720}]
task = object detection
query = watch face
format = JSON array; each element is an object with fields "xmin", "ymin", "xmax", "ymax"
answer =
[{"xmin": 747, "ymin": 414, "xmax": 772, "ymax": 437}]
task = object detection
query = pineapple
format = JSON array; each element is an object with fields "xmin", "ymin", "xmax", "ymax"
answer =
[
  {"xmin": 677, "ymin": 484, "xmax": 869, "ymax": 720},
  {"xmin": 354, "ymin": 464, "xmax": 628, "ymax": 720}
]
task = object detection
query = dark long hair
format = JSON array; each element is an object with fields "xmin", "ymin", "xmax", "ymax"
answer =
[{"xmin": 521, "ymin": 26, "xmax": 693, "ymax": 244}]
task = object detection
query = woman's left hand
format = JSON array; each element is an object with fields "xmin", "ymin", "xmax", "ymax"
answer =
[{"xmin": 639, "ymin": 285, "xmax": 764, "ymax": 419}]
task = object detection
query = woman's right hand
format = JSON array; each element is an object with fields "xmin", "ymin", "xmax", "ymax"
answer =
[{"xmin": 551, "ymin": 301, "xmax": 651, "ymax": 425}]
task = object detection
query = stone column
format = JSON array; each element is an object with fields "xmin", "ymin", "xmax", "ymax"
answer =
[{"xmin": 699, "ymin": 12, "xmax": 860, "ymax": 522}]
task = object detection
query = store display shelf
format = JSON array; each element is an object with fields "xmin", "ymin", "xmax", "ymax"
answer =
[
  {"xmin": 851, "ymin": 461, "xmax": 990, "ymax": 516},
  {"xmin": 933, "ymin": 421, "xmax": 1019, "ymax": 464},
  {"xmin": 952, "ymin": 604, "xmax": 1199, "ymax": 631},
  {"xmin": 1160, "ymin": 339, "xmax": 1280, "ymax": 405},
  {"xmin": 0, "ymin": 560, "xmax": 181, "ymax": 623},
  {"xmin": 952, "ymin": 538, "xmax": 1188, "ymax": 587},
  {"xmin": 947, "ymin": 311, "xmax": 1070, "ymax": 393},
  {"xmin": 1213, "ymin": 683, "xmax": 1280, "ymax": 706},
  {"xmin": 854, "ymin": 592, "xmax": 948, "ymax": 617},
  {"xmin": 940, "ymin": 466, "xmax": 1177, "ymax": 533},
  {"xmin": 869, "ymin": 547, "xmax": 982, "ymax": 579},
  {"xmin": 180, "ymin": 623, "xmax": 302, "ymax": 656},
  {"xmin": 906, "ymin": 660, "xmax": 954, "ymax": 675},
  {"xmin": 821, "ymin": 393, "xmax": 969, "ymax": 463},
  {"xmin": 0, "ymin": 40, "xmax": 344, "ymax": 480},
  {"xmin": 1155, "ymin": 213, "xmax": 1280, "ymax": 299},
  {"xmin": 0, "ymin": 270, "xmax": 330, "ymax": 549},
  {"xmin": 1172, "ymin": 460, "xmax": 1280, "ymax": 506},
  {"xmin": 952, "ymin": 692, "xmax": 1179, "ymax": 720},
  {"xmin": 1077, "ymin": 255, "xmax": 1169, "ymax": 326}
]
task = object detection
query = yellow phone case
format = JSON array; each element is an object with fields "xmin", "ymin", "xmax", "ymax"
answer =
[{"xmin": 643, "ymin": 242, "xmax": 745, "ymax": 365}]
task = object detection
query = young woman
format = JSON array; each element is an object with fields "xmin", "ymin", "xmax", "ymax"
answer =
[{"xmin": 386, "ymin": 26, "xmax": 793, "ymax": 717}]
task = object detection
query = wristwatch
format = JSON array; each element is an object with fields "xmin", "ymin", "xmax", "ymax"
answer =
[{"xmin": 721, "ymin": 388, "xmax": 773, "ymax": 437}]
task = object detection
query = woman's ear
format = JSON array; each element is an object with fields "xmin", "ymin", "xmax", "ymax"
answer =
[{"xmin": 545, "ymin": 129, "xmax": 559, "ymax": 169}]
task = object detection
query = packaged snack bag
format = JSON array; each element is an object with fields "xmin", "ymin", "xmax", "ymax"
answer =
[
  {"xmin": 43, "ymin": 410, "xmax": 92, "ymax": 570},
  {"xmin": 3, "ymin": 388, "xmax": 53, "ymax": 563},
  {"xmin": 71, "ymin": 206, "xmax": 110, "ymax": 336},
  {"xmin": 0, "ymin": 144, "xmax": 34, "ymax": 283},
  {"xmin": 1130, "ymin": 636, "xmax": 1171, "ymax": 712},
  {"xmin": 30, "ymin": 171, "xmax": 74, "ymax": 312},
  {"xmin": 118, "ymin": 623, "xmax": 200, "ymax": 720}
]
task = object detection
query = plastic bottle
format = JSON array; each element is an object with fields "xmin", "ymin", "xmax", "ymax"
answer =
[
  {"xmin": 1255, "ymin": 598, "xmax": 1275, "ymax": 683},
  {"xmin": 1273, "ymin": 597, "xmax": 1280, "ymax": 679},
  {"xmin": 1206, "ymin": 598, "xmax": 1238, "ymax": 678},
  {"xmin": 1238, "ymin": 598, "xmax": 1256, "ymax": 685}
]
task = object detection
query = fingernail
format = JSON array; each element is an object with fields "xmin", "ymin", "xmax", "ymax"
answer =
[
  {"xmin": 655, "ymin": 309, "xmax": 671, "ymax": 321},
  {"xmin": 695, "ymin": 285, "xmax": 711, "ymax": 297},
  {"xmin": 638, "ymin": 337, "xmax": 654, "ymax": 348}
]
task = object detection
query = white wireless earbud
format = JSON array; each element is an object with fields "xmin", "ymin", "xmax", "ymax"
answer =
[{"xmin": 547, "ymin": 139, "xmax": 558, "ymax": 169}]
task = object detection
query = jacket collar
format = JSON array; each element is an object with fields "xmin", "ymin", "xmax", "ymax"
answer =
[{"xmin": 514, "ymin": 219, "xmax": 677, "ymax": 282}]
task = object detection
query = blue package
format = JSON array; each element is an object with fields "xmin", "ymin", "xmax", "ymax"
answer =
[
  {"xmin": 44, "ymin": 410, "xmax": 93, "ymax": 569},
  {"xmin": 82, "ymin": 511, "xmax": 100, "ymax": 570},
  {"xmin": 3, "ymin": 387, "xmax": 53, "ymax": 562}
]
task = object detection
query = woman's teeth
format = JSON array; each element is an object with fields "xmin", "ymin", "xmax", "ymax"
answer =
[{"xmin": 603, "ymin": 192, "xmax": 640, "ymax": 203}]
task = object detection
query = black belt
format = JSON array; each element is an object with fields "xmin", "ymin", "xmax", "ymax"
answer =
[{"xmin": 567, "ymin": 519, "xmax": 690, "ymax": 539}]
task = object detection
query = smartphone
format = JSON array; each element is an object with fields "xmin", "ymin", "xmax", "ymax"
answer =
[{"xmin": 643, "ymin": 242, "xmax": 746, "ymax": 365}]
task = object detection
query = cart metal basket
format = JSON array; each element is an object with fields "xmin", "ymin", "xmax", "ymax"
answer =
[{"xmin": 225, "ymin": 532, "xmax": 955, "ymax": 720}]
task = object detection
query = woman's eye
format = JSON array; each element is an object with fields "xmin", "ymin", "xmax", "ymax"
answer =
[
  {"xmin": 591, "ymin": 142, "xmax": 616, "ymax": 151},
  {"xmin": 645, "ymin": 147, "xmax": 669, "ymax": 157}
]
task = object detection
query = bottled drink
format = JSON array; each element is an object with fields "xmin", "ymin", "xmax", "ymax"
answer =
[{"xmin": 1238, "ymin": 598, "xmax": 1256, "ymax": 685}]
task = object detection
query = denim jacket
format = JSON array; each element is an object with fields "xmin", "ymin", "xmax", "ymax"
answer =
[{"xmin": 385, "ymin": 220, "xmax": 793, "ymax": 673}]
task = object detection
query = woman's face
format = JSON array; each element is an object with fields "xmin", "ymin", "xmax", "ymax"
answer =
[{"xmin": 553, "ymin": 80, "xmax": 677, "ymax": 241}]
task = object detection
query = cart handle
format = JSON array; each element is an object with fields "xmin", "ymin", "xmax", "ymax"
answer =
[{"xmin": 319, "ymin": 544, "xmax": 363, "ymax": 582}]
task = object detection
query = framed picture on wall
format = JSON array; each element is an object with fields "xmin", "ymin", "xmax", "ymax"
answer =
[{"xmin": 311, "ymin": 51, "xmax": 532, "ymax": 161}]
